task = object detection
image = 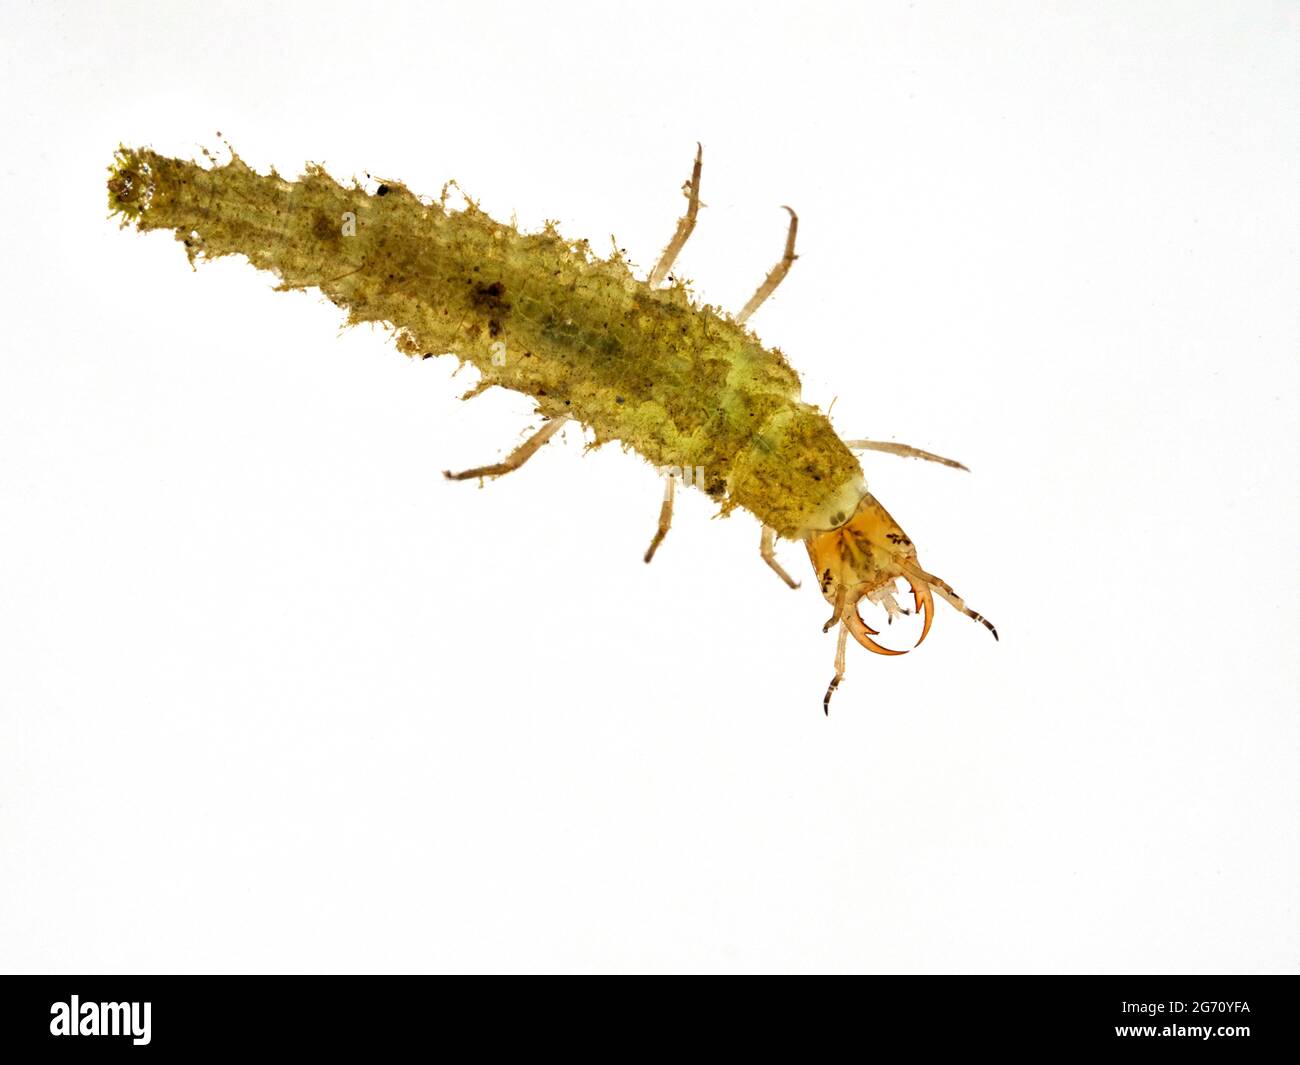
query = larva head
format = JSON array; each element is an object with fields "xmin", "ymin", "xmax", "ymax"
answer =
[{"xmin": 803, "ymin": 492, "xmax": 936, "ymax": 655}]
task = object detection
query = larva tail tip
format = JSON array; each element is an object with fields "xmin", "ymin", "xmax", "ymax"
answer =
[{"xmin": 107, "ymin": 146, "xmax": 154, "ymax": 222}]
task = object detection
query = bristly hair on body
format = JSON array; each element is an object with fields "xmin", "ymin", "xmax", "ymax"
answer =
[{"xmin": 108, "ymin": 141, "xmax": 997, "ymax": 713}]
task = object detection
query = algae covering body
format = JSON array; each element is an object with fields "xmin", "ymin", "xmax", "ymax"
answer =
[
  {"xmin": 107, "ymin": 144, "xmax": 996, "ymax": 711},
  {"xmin": 106, "ymin": 146, "xmax": 864, "ymax": 539}
]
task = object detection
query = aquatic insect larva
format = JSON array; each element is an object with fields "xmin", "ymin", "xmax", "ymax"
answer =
[{"xmin": 106, "ymin": 142, "xmax": 997, "ymax": 712}]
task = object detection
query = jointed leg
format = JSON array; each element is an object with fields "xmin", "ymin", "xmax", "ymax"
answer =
[
  {"xmin": 443, "ymin": 417, "xmax": 567, "ymax": 481},
  {"xmin": 822, "ymin": 584, "xmax": 848, "ymax": 633},
  {"xmin": 823, "ymin": 622, "xmax": 849, "ymax": 716},
  {"xmin": 646, "ymin": 144, "xmax": 703, "ymax": 288},
  {"xmin": 735, "ymin": 207, "xmax": 798, "ymax": 325},
  {"xmin": 760, "ymin": 525, "xmax": 800, "ymax": 589},
  {"xmin": 643, "ymin": 470, "xmax": 676, "ymax": 563},
  {"xmin": 845, "ymin": 439, "xmax": 969, "ymax": 472}
]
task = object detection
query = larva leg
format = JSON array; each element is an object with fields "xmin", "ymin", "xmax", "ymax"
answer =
[
  {"xmin": 845, "ymin": 439, "xmax": 969, "ymax": 472},
  {"xmin": 823, "ymin": 622, "xmax": 849, "ymax": 716},
  {"xmin": 643, "ymin": 470, "xmax": 676, "ymax": 563},
  {"xmin": 735, "ymin": 207, "xmax": 798, "ymax": 325},
  {"xmin": 646, "ymin": 144, "xmax": 703, "ymax": 288},
  {"xmin": 442, "ymin": 417, "xmax": 567, "ymax": 481},
  {"xmin": 822, "ymin": 584, "xmax": 848, "ymax": 633},
  {"xmin": 760, "ymin": 525, "xmax": 800, "ymax": 589}
]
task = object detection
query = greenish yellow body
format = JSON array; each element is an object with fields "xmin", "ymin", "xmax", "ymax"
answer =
[{"xmin": 107, "ymin": 148, "xmax": 864, "ymax": 538}]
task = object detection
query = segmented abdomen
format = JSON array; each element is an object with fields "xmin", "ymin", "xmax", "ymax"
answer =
[{"xmin": 108, "ymin": 148, "xmax": 862, "ymax": 537}]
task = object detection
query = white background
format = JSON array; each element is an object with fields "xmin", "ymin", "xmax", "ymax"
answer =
[{"xmin": 1, "ymin": 1, "xmax": 1297, "ymax": 974}]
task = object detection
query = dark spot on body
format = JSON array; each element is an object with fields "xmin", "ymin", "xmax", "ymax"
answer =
[
  {"xmin": 488, "ymin": 319, "xmax": 501, "ymax": 337},
  {"xmin": 472, "ymin": 280, "xmax": 509, "ymax": 312},
  {"xmin": 312, "ymin": 209, "xmax": 340, "ymax": 242},
  {"xmin": 376, "ymin": 184, "xmax": 390, "ymax": 196},
  {"xmin": 615, "ymin": 396, "xmax": 624, "ymax": 404}
]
